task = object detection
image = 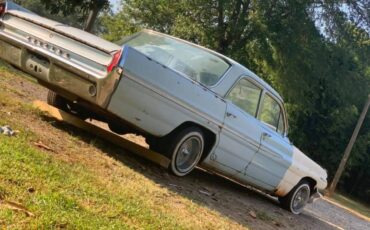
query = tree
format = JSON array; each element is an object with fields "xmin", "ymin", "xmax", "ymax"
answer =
[
  {"xmin": 328, "ymin": 95, "xmax": 370, "ymax": 195},
  {"xmin": 13, "ymin": 0, "xmax": 83, "ymax": 27},
  {"xmin": 40, "ymin": 0, "xmax": 110, "ymax": 32}
]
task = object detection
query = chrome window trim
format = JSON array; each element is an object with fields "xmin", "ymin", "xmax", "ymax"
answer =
[
  {"xmin": 225, "ymin": 74, "xmax": 289, "ymax": 136},
  {"xmin": 225, "ymin": 76, "xmax": 264, "ymax": 118},
  {"xmin": 258, "ymin": 91, "xmax": 288, "ymax": 136}
]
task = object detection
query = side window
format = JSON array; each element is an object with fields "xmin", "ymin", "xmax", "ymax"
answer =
[
  {"xmin": 260, "ymin": 94, "xmax": 285, "ymax": 134},
  {"xmin": 227, "ymin": 78, "xmax": 262, "ymax": 117}
]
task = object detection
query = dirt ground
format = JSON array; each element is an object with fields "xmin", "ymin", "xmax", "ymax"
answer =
[{"xmin": 1, "ymin": 68, "xmax": 370, "ymax": 230}]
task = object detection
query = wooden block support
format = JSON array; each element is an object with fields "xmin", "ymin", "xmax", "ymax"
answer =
[{"xmin": 32, "ymin": 100, "xmax": 170, "ymax": 168}]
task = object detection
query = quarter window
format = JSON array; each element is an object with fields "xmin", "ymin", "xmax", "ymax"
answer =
[
  {"xmin": 227, "ymin": 78, "xmax": 262, "ymax": 117},
  {"xmin": 260, "ymin": 94, "xmax": 285, "ymax": 134}
]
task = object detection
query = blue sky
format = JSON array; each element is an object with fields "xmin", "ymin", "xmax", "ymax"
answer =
[{"xmin": 109, "ymin": 0, "xmax": 120, "ymax": 12}]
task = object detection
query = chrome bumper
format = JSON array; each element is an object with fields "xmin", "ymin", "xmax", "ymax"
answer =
[
  {"xmin": 308, "ymin": 190, "xmax": 323, "ymax": 203},
  {"xmin": 0, "ymin": 37, "xmax": 121, "ymax": 108}
]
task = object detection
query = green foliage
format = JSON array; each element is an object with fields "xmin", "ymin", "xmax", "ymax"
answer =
[
  {"xmin": 100, "ymin": 7, "xmax": 140, "ymax": 41},
  {"xmin": 40, "ymin": 0, "xmax": 109, "ymax": 16},
  {"xmin": 40, "ymin": 0, "xmax": 111, "ymax": 32},
  {"xmin": 14, "ymin": 0, "xmax": 114, "ymax": 33},
  {"xmin": 101, "ymin": 0, "xmax": 370, "ymax": 204},
  {"xmin": 13, "ymin": 0, "xmax": 86, "ymax": 28}
]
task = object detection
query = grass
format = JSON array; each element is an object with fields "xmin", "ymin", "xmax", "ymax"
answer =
[
  {"xmin": 329, "ymin": 193, "xmax": 370, "ymax": 219},
  {"xmin": 0, "ymin": 66, "xmax": 245, "ymax": 229},
  {"xmin": 0, "ymin": 121, "xmax": 179, "ymax": 229}
]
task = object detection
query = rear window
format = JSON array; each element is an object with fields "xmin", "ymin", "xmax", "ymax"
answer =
[{"xmin": 120, "ymin": 32, "xmax": 230, "ymax": 86}]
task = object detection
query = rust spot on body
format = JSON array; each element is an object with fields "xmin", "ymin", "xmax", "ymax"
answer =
[{"xmin": 275, "ymin": 188, "xmax": 287, "ymax": 197}]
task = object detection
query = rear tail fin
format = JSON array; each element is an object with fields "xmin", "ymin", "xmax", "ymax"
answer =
[{"xmin": 107, "ymin": 49, "xmax": 123, "ymax": 73}]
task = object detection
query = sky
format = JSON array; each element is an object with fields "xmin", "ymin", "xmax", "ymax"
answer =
[{"xmin": 109, "ymin": 0, "xmax": 121, "ymax": 12}]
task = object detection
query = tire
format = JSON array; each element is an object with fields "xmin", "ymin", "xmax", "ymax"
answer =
[
  {"xmin": 108, "ymin": 122, "xmax": 130, "ymax": 135},
  {"xmin": 47, "ymin": 90, "xmax": 89, "ymax": 120},
  {"xmin": 166, "ymin": 127, "xmax": 205, "ymax": 177},
  {"xmin": 279, "ymin": 180, "xmax": 311, "ymax": 214},
  {"xmin": 147, "ymin": 136, "xmax": 162, "ymax": 153},
  {"xmin": 47, "ymin": 90, "xmax": 68, "ymax": 111}
]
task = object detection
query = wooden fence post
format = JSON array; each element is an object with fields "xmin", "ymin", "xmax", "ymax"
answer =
[{"xmin": 328, "ymin": 95, "xmax": 370, "ymax": 196}]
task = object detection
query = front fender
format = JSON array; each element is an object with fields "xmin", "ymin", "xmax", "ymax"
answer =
[{"xmin": 275, "ymin": 146, "xmax": 327, "ymax": 197}]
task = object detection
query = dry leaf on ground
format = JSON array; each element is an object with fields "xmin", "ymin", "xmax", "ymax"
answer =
[
  {"xmin": 34, "ymin": 141, "xmax": 54, "ymax": 152},
  {"xmin": 0, "ymin": 200, "xmax": 35, "ymax": 217},
  {"xmin": 249, "ymin": 210, "xmax": 257, "ymax": 219}
]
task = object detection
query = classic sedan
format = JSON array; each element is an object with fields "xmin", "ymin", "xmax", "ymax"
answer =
[{"xmin": 0, "ymin": 1, "xmax": 327, "ymax": 214}]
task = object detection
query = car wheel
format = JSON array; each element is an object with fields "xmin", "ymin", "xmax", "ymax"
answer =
[
  {"xmin": 279, "ymin": 180, "xmax": 311, "ymax": 214},
  {"xmin": 47, "ymin": 90, "xmax": 68, "ymax": 111},
  {"xmin": 167, "ymin": 127, "xmax": 204, "ymax": 177},
  {"xmin": 108, "ymin": 122, "xmax": 130, "ymax": 135},
  {"xmin": 47, "ymin": 90, "xmax": 89, "ymax": 120},
  {"xmin": 147, "ymin": 136, "xmax": 162, "ymax": 153}
]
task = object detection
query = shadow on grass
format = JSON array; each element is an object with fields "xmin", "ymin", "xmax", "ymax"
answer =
[{"xmin": 40, "ymin": 114, "xmax": 337, "ymax": 229}]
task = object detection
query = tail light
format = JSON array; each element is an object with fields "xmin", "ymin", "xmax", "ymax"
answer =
[
  {"xmin": 0, "ymin": 3, "xmax": 6, "ymax": 17},
  {"xmin": 107, "ymin": 49, "xmax": 123, "ymax": 73}
]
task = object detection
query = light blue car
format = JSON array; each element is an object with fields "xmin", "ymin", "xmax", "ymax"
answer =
[{"xmin": 0, "ymin": 1, "xmax": 327, "ymax": 214}]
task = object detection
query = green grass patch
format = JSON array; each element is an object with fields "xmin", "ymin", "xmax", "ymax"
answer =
[
  {"xmin": 0, "ymin": 131, "xmax": 189, "ymax": 229},
  {"xmin": 0, "ymin": 89, "xmax": 243, "ymax": 229},
  {"xmin": 0, "ymin": 60, "xmax": 37, "ymax": 84}
]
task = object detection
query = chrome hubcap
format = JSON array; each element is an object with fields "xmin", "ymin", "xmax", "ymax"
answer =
[
  {"xmin": 175, "ymin": 137, "xmax": 202, "ymax": 173},
  {"xmin": 292, "ymin": 186, "xmax": 310, "ymax": 213}
]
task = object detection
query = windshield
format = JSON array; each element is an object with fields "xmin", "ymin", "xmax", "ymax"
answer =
[{"xmin": 119, "ymin": 32, "xmax": 230, "ymax": 86}]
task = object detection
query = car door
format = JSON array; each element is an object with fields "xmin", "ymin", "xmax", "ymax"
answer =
[
  {"xmin": 244, "ymin": 93, "xmax": 293, "ymax": 190},
  {"xmin": 209, "ymin": 77, "xmax": 264, "ymax": 177}
]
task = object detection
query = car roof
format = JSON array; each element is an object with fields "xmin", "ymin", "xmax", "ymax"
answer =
[
  {"xmin": 141, "ymin": 29, "xmax": 284, "ymax": 102},
  {"xmin": 235, "ymin": 63, "xmax": 283, "ymax": 102}
]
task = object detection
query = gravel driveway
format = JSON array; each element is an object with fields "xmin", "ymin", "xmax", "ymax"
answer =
[{"xmin": 306, "ymin": 199, "xmax": 370, "ymax": 230}]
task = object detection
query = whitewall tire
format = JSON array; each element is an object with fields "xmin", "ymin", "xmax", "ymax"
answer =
[
  {"xmin": 168, "ymin": 127, "xmax": 205, "ymax": 177},
  {"xmin": 279, "ymin": 181, "xmax": 311, "ymax": 214}
]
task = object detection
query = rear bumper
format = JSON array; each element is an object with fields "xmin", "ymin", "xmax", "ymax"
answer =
[
  {"xmin": 308, "ymin": 189, "xmax": 323, "ymax": 203},
  {"xmin": 0, "ymin": 37, "xmax": 121, "ymax": 108}
]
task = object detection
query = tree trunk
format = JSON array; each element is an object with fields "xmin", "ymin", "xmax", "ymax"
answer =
[
  {"xmin": 84, "ymin": 6, "xmax": 100, "ymax": 33},
  {"xmin": 328, "ymin": 95, "xmax": 370, "ymax": 196}
]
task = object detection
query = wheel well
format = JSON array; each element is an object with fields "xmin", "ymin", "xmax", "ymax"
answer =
[
  {"xmin": 165, "ymin": 121, "xmax": 217, "ymax": 161},
  {"xmin": 300, "ymin": 177, "xmax": 317, "ymax": 196}
]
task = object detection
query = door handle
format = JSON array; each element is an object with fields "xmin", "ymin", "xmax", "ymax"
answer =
[
  {"xmin": 262, "ymin": 132, "xmax": 272, "ymax": 138},
  {"xmin": 226, "ymin": 112, "xmax": 237, "ymax": 119}
]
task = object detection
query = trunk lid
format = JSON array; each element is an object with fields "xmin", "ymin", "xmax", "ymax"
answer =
[{"xmin": 4, "ymin": 1, "xmax": 120, "ymax": 55}]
